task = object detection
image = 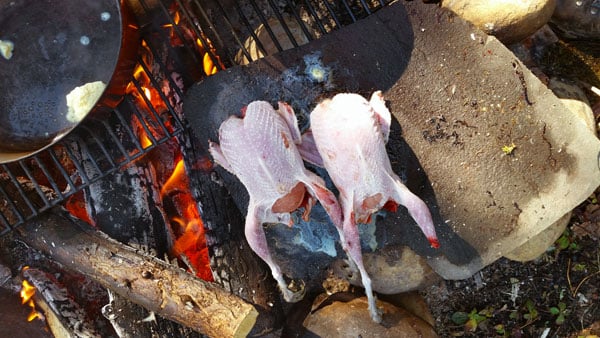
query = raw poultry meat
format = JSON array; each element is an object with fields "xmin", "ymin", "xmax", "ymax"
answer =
[
  {"xmin": 305, "ymin": 91, "xmax": 440, "ymax": 322},
  {"xmin": 208, "ymin": 100, "xmax": 342, "ymax": 303}
]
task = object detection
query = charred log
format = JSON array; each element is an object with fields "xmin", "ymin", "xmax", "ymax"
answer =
[
  {"xmin": 102, "ymin": 289, "xmax": 205, "ymax": 338},
  {"xmin": 15, "ymin": 207, "xmax": 259, "ymax": 338},
  {"xmin": 82, "ymin": 160, "xmax": 174, "ymax": 258},
  {"xmin": 22, "ymin": 267, "xmax": 101, "ymax": 337}
]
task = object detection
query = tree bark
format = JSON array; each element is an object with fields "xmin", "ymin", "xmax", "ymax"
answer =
[{"xmin": 16, "ymin": 207, "xmax": 258, "ymax": 338}]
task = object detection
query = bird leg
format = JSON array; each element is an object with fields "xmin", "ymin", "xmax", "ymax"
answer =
[
  {"xmin": 392, "ymin": 178, "xmax": 440, "ymax": 248},
  {"xmin": 340, "ymin": 209, "xmax": 382, "ymax": 323},
  {"xmin": 244, "ymin": 204, "xmax": 305, "ymax": 303}
]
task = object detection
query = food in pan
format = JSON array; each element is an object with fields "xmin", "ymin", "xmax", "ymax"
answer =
[
  {"xmin": 0, "ymin": 39, "xmax": 14, "ymax": 60},
  {"xmin": 65, "ymin": 81, "xmax": 106, "ymax": 123}
]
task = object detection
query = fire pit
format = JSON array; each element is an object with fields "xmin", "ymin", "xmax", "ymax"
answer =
[{"xmin": 1, "ymin": 0, "xmax": 599, "ymax": 337}]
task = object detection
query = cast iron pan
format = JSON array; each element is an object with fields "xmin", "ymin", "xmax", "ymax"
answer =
[{"xmin": 0, "ymin": 0, "xmax": 138, "ymax": 163}]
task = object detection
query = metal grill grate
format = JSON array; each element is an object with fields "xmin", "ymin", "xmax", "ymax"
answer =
[{"xmin": 0, "ymin": 0, "xmax": 389, "ymax": 235}]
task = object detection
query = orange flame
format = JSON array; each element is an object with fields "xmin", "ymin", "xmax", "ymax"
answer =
[
  {"xmin": 20, "ymin": 270, "xmax": 43, "ymax": 322},
  {"xmin": 196, "ymin": 38, "xmax": 218, "ymax": 76},
  {"xmin": 195, "ymin": 37, "xmax": 223, "ymax": 76},
  {"xmin": 162, "ymin": 10, "xmax": 180, "ymax": 28},
  {"xmin": 139, "ymin": 130, "xmax": 153, "ymax": 149},
  {"xmin": 203, "ymin": 52, "xmax": 218, "ymax": 76},
  {"xmin": 133, "ymin": 63, "xmax": 149, "ymax": 84},
  {"xmin": 161, "ymin": 159, "xmax": 212, "ymax": 281},
  {"xmin": 127, "ymin": 66, "xmax": 168, "ymax": 117},
  {"xmin": 20, "ymin": 280, "xmax": 35, "ymax": 305},
  {"xmin": 161, "ymin": 159, "xmax": 186, "ymax": 196}
]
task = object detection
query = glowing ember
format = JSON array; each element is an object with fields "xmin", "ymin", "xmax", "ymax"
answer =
[
  {"xmin": 64, "ymin": 196, "xmax": 95, "ymax": 226},
  {"xmin": 161, "ymin": 159, "xmax": 212, "ymax": 281},
  {"xmin": 20, "ymin": 269, "xmax": 44, "ymax": 322}
]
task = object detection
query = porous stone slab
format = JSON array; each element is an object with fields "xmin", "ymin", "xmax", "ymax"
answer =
[{"xmin": 385, "ymin": 2, "xmax": 600, "ymax": 279}]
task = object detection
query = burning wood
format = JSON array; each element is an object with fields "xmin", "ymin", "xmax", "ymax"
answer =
[
  {"xmin": 15, "ymin": 207, "xmax": 259, "ymax": 337},
  {"xmin": 162, "ymin": 159, "xmax": 212, "ymax": 281},
  {"xmin": 22, "ymin": 267, "xmax": 100, "ymax": 337},
  {"xmin": 160, "ymin": 159, "xmax": 213, "ymax": 281}
]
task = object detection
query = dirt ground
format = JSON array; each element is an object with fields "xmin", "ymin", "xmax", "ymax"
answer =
[
  {"xmin": 421, "ymin": 38, "xmax": 600, "ymax": 338},
  {"xmin": 422, "ymin": 200, "xmax": 600, "ymax": 337}
]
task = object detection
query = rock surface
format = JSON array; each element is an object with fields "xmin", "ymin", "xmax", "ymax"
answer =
[
  {"xmin": 504, "ymin": 77, "xmax": 597, "ymax": 262},
  {"xmin": 332, "ymin": 245, "xmax": 440, "ymax": 294},
  {"xmin": 548, "ymin": 77, "xmax": 597, "ymax": 135},
  {"xmin": 503, "ymin": 211, "xmax": 571, "ymax": 261},
  {"xmin": 386, "ymin": 291, "xmax": 437, "ymax": 327},
  {"xmin": 302, "ymin": 296, "xmax": 438, "ymax": 337},
  {"xmin": 441, "ymin": 0, "xmax": 556, "ymax": 44}
]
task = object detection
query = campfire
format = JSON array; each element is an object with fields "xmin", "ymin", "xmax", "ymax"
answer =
[
  {"xmin": 0, "ymin": 0, "xmax": 393, "ymax": 336},
  {"xmin": 4, "ymin": 0, "xmax": 596, "ymax": 337}
]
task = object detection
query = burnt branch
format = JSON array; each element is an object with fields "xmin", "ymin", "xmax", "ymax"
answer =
[
  {"xmin": 15, "ymin": 207, "xmax": 258, "ymax": 338},
  {"xmin": 22, "ymin": 267, "xmax": 101, "ymax": 337}
]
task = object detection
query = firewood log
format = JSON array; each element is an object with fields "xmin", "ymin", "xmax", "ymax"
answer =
[{"xmin": 16, "ymin": 207, "xmax": 258, "ymax": 338}]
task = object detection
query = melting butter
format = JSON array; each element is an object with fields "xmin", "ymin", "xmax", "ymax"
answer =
[
  {"xmin": 0, "ymin": 39, "xmax": 14, "ymax": 60},
  {"xmin": 66, "ymin": 81, "xmax": 106, "ymax": 123}
]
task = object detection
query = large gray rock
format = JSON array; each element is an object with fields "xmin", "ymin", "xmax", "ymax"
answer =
[
  {"xmin": 548, "ymin": 77, "xmax": 597, "ymax": 135},
  {"xmin": 442, "ymin": 0, "xmax": 556, "ymax": 44},
  {"xmin": 184, "ymin": 1, "xmax": 600, "ymax": 296}
]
